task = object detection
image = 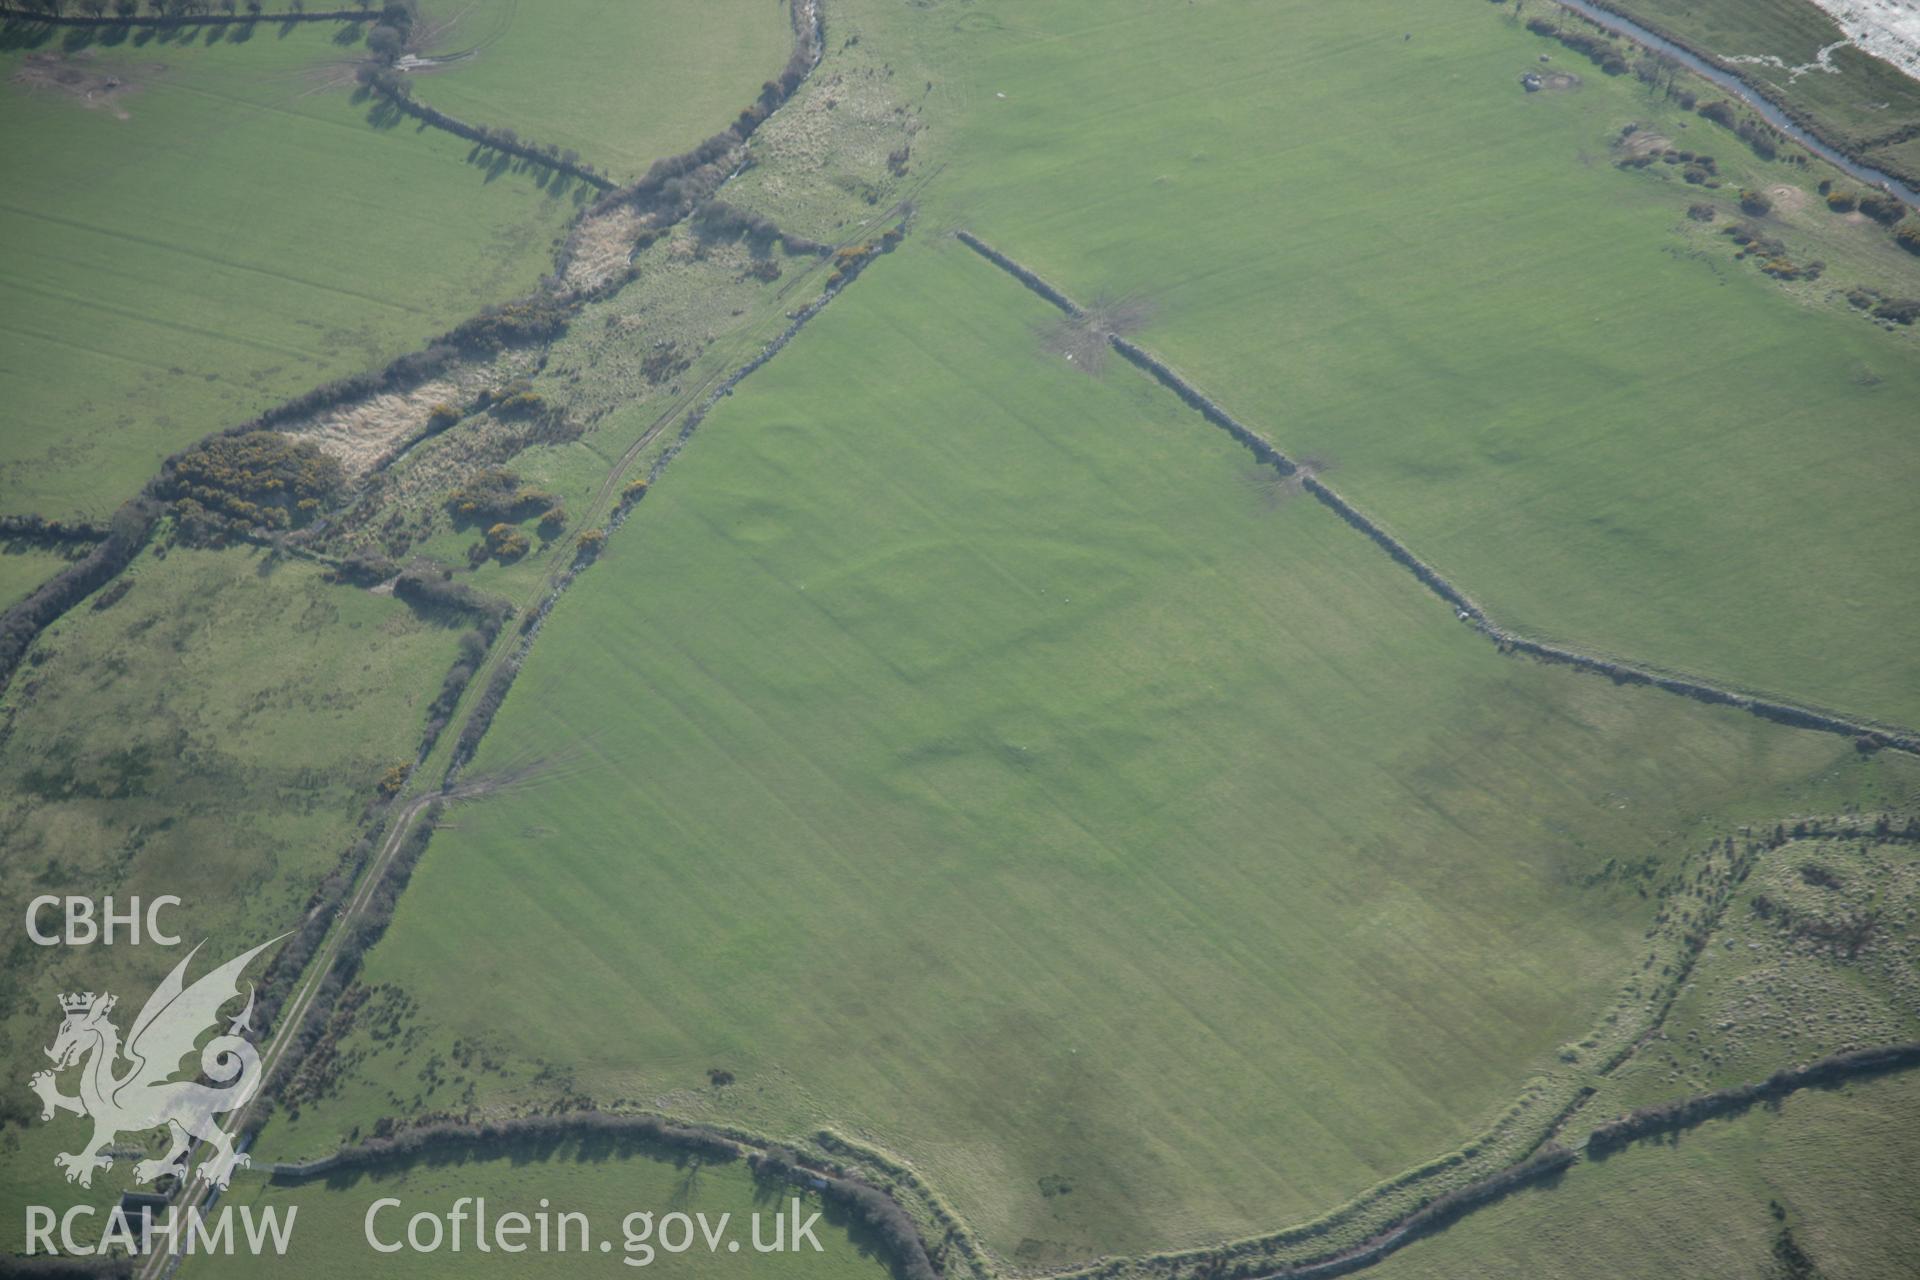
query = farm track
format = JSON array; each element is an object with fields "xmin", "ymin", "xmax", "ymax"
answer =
[
  {"xmin": 953, "ymin": 230, "xmax": 1920, "ymax": 758},
  {"xmin": 143, "ymin": 782, "xmax": 464, "ymax": 1280},
  {"xmin": 77, "ymin": 2, "xmax": 837, "ymax": 1273},
  {"xmin": 135, "ymin": 188, "xmax": 923, "ymax": 1280}
]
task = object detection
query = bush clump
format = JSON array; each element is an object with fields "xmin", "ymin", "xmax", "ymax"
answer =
[
  {"xmin": 1857, "ymin": 192, "xmax": 1906, "ymax": 226},
  {"xmin": 479, "ymin": 379, "xmax": 545, "ymax": 419},
  {"xmin": 158, "ymin": 431, "xmax": 342, "ymax": 545},
  {"xmin": 447, "ymin": 468, "xmax": 557, "ymax": 526},
  {"xmin": 469, "ymin": 523, "xmax": 531, "ymax": 565}
]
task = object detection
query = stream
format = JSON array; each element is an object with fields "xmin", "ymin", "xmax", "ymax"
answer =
[{"xmin": 1552, "ymin": 0, "xmax": 1920, "ymax": 207}]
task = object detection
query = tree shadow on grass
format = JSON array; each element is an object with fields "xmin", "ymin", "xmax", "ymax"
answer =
[
  {"xmin": 276, "ymin": 1133, "xmax": 930, "ymax": 1280},
  {"xmin": 0, "ymin": 20, "xmax": 58, "ymax": 52}
]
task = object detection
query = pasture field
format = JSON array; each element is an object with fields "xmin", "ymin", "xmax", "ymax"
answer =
[
  {"xmin": 263, "ymin": 239, "xmax": 1913, "ymax": 1263},
  {"xmin": 1597, "ymin": 0, "xmax": 1920, "ymax": 185},
  {"xmin": 1372, "ymin": 1070, "xmax": 1920, "ymax": 1280},
  {"xmin": 410, "ymin": 0, "xmax": 796, "ymax": 178},
  {"xmin": 0, "ymin": 543, "xmax": 75, "ymax": 609},
  {"xmin": 891, "ymin": 0, "xmax": 1920, "ymax": 727},
  {"xmin": 192, "ymin": 1138, "xmax": 895, "ymax": 1280},
  {"xmin": 0, "ymin": 546, "xmax": 467, "ymax": 1242},
  {"xmin": 0, "ymin": 19, "xmax": 580, "ymax": 520}
]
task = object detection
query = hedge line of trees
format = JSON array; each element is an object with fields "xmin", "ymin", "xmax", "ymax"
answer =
[
  {"xmin": 0, "ymin": 2, "xmax": 373, "ymax": 25},
  {"xmin": 251, "ymin": 823, "xmax": 380, "ymax": 1047},
  {"xmin": 263, "ymin": 804, "xmax": 441, "ymax": 1111},
  {"xmin": 1501, "ymin": 629, "xmax": 1917, "ymax": 751},
  {"xmin": 1299, "ymin": 475, "xmax": 1480, "ymax": 618},
  {"xmin": 1587, "ymin": 1042, "xmax": 1920, "ymax": 1155},
  {"xmin": 0, "ymin": 498, "xmax": 158, "ymax": 690},
  {"xmin": 751, "ymin": 1149, "xmax": 940, "ymax": 1280},
  {"xmin": 954, "ymin": 232, "xmax": 1301, "ymax": 477},
  {"xmin": 1695, "ymin": 98, "xmax": 1788, "ymax": 161},
  {"xmin": 1524, "ymin": 16, "xmax": 1630, "ymax": 77},
  {"xmin": 391, "ymin": 566, "xmax": 512, "ymax": 634},
  {"xmin": 355, "ymin": 65, "xmax": 613, "ymax": 191},
  {"xmin": 0, "ymin": 513, "xmax": 110, "ymax": 546},
  {"xmin": 1281, "ymin": 1144, "xmax": 1577, "ymax": 1280},
  {"xmin": 954, "ymin": 230, "xmax": 1082, "ymax": 317},
  {"xmin": 450, "ymin": 661, "xmax": 515, "ymax": 772},
  {"xmin": 961, "ymin": 232, "xmax": 1920, "ymax": 760},
  {"xmin": 277, "ymin": 1110, "xmax": 745, "ymax": 1180},
  {"xmin": 238, "ymin": 286, "xmax": 564, "ymax": 444},
  {"xmin": 656, "ymin": 274, "xmax": 838, "ymax": 473},
  {"xmin": 1111, "ymin": 334, "xmax": 1297, "ymax": 474},
  {"xmin": 586, "ymin": 0, "xmax": 821, "ymax": 224},
  {"xmin": 266, "ymin": 1112, "xmax": 939, "ymax": 1280},
  {"xmin": 418, "ymin": 627, "xmax": 489, "ymax": 756},
  {"xmin": 690, "ymin": 199, "xmax": 828, "ymax": 255}
]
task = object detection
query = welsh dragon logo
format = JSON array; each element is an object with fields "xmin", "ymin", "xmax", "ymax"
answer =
[{"xmin": 29, "ymin": 938, "xmax": 280, "ymax": 1191}]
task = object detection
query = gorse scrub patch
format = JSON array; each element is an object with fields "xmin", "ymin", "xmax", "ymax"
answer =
[
  {"xmin": 446, "ymin": 468, "xmax": 559, "ymax": 528},
  {"xmin": 158, "ymin": 431, "xmax": 343, "ymax": 545}
]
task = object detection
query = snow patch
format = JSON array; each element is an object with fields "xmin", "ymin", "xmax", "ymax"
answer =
[{"xmin": 1805, "ymin": 1, "xmax": 1920, "ymax": 82}]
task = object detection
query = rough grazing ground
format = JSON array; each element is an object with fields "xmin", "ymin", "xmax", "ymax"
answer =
[
  {"xmin": 1367, "ymin": 822, "xmax": 1920, "ymax": 1278},
  {"xmin": 1370, "ymin": 1071, "xmax": 1920, "ymax": 1280},
  {"xmin": 268, "ymin": 240, "xmax": 1903, "ymax": 1263},
  {"xmin": 0, "ymin": 549, "xmax": 464, "ymax": 1241}
]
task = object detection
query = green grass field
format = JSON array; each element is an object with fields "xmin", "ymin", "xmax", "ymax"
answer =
[
  {"xmin": 192, "ymin": 1138, "xmax": 895, "ymax": 1280},
  {"xmin": 410, "ymin": 0, "xmax": 795, "ymax": 178},
  {"xmin": 1598, "ymin": 0, "xmax": 1920, "ymax": 186},
  {"xmin": 8, "ymin": 2, "xmax": 1919, "ymax": 1273},
  {"xmin": 0, "ymin": 19, "xmax": 580, "ymax": 519},
  {"xmin": 1372, "ymin": 1070, "xmax": 1920, "ymax": 1280},
  {"xmin": 0, "ymin": 546, "xmax": 467, "ymax": 1242},
  {"xmin": 886, "ymin": 0, "xmax": 1920, "ymax": 728},
  {"xmin": 0, "ymin": 543, "xmax": 76, "ymax": 609},
  {"xmin": 264, "ymin": 238, "xmax": 1912, "ymax": 1263}
]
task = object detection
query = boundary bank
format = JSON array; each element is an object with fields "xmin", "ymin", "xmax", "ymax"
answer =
[{"xmin": 953, "ymin": 230, "xmax": 1920, "ymax": 755}]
